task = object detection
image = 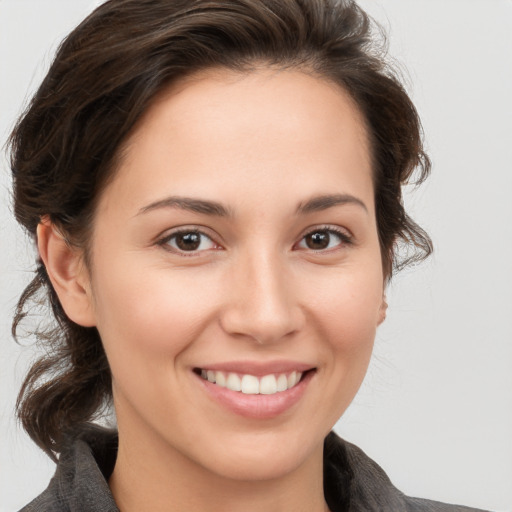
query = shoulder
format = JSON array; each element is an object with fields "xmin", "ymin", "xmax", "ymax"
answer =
[
  {"xmin": 18, "ymin": 424, "xmax": 119, "ymax": 512},
  {"xmin": 324, "ymin": 432, "xmax": 491, "ymax": 512}
]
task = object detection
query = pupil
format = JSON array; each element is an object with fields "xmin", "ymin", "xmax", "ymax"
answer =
[
  {"xmin": 177, "ymin": 232, "xmax": 200, "ymax": 251},
  {"xmin": 306, "ymin": 231, "xmax": 329, "ymax": 250}
]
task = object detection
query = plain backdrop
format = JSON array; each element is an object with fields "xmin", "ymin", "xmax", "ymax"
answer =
[{"xmin": 1, "ymin": 1, "xmax": 511, "ymax": 511}]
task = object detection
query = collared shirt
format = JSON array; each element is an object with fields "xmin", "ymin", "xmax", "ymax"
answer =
[{"xmin": 19, "ymin": 424, "xmax": 488, "ymax": 512}]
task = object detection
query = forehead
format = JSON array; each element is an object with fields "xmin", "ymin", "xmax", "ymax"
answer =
[
  {"xmin": 138, "ymin": 66, "xmax": 370, "ymax": 159},
  {"xmin": 98, "ymin": 67, "xmax": 374, "ymax": 217}
]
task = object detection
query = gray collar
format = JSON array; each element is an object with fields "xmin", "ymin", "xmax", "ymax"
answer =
[{"xmin": 19, "ymin": 424, "xmax": 486, "ymax": 512}]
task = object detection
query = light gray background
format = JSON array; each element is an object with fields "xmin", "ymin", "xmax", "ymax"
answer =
[{"xmin": 1, "ymin": 1, "xmax": 511, "ymax": 511}]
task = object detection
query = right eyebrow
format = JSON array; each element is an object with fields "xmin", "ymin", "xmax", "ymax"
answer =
[
  {"xmin": 136, "ymin": 196, "xmax": 231, "ymax": 217},
  {"xmin": 296, "ymin": 193, "xmax": 368, "ymax": 215}
]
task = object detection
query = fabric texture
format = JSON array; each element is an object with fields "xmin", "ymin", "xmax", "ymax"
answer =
[{"xmin": 19, "ymin": 424, "xmax": 488, "ymax": 512}]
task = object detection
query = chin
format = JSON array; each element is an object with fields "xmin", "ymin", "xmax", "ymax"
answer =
[
  {"xmin": 193, "ymin": 428, "xmax": 323, "ymax": 482},
  {"xmin": 208, "ymin": 450, "xmax": 309, "ymax": 482}
]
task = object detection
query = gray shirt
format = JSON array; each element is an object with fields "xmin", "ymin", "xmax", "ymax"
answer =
[{"xmin": 19, "ymin": 424, "xmax": 488, "ymax": 512}]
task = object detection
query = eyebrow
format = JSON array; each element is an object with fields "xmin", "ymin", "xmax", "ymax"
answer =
[
  {"xmin": 138, "ymin": 196, "xmax": 230, "ymax": 217},
  {"xmin": 296, "ymin": 194, "xmax": 368, "ymax": 215},
  {"xmin": 138, "ymin": 193, "xmax": 367, "ymax": 218}
]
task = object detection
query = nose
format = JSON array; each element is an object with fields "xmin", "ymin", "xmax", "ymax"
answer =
[{"xmin": 219, "ymin": 250, "xmax": 304, "ymax": 345}]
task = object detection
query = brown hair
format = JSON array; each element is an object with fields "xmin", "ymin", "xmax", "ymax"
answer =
[{"xmin": 9, "ymin": 0, "xmax": 431, "ymax": 460}]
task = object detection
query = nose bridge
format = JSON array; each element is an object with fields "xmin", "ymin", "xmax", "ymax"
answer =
[{"xmin": 221, "ymin": 243, "xmax": 302, "ymax": 343}]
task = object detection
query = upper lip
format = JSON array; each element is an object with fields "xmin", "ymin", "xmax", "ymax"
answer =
[{"xmin": 194, "ymin": 360, "xmax": 316, "ymax": 376}]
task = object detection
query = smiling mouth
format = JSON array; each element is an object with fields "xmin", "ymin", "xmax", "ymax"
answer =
[{"xmin": 194, "ymin": 368, "xmax": 313, "ymax": 395}]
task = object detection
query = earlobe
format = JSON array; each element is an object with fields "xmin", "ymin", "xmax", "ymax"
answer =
[
  {"xmin": 37, "ymin": 218, "xmax": 96, "ymax": 327},
  {"xmin": 378, "ymin": 296, "xmax": 388, "ymax": 326}
]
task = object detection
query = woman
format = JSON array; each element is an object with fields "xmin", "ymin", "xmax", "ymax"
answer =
[{"xmin": 4, "ymin": 0, "xmax": 497, "ymax": 510}]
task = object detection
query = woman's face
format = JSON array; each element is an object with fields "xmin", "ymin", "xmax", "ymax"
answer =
[{"xmin": 83, "ymin": 68, "xmax": 386, "ymax": 481}]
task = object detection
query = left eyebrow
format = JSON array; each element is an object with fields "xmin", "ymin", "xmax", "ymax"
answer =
[
  {"xmin": 137, "ymin": 196, "xmax": 231, "ymax": 217},
  {"xmin": 296, "ymin": 194, "xmax": 368, "ymax": 215}
]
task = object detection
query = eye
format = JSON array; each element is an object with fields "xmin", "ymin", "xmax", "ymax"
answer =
[
  {"xmin": 295, "ymin": 228, "xmax": 351, "ymax": 251},
  {"xmin": 160, "ymin": 229, "xmax": 219, "ymax": 254}
]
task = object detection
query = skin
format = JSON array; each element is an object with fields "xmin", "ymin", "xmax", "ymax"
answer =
[{"xmin": 38, "ymin": 68, "xmax": 387, "ymax": 512}]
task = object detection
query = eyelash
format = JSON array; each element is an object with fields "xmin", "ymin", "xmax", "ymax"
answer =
[{"xmin": 157, "ymin": 226, "xmax": 353, "ymax": 256}]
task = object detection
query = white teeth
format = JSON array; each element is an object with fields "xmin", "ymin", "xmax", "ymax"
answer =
[
  {"xmin": 226, "ymin": 372, "xmax": 241, "ymax": 392},
  {"xmin": 259, "ymin": 374, "xmax": 277, "ymax": 395},
  {"xmin": 276, "ymin": 373, "xmax": 288, "ymax": 392},
  {"xmin": 215, "ymin": 371, "xmax": 226, "ymax": 387},
  {"xmin": 241, "ymin": 374, "xmax": 259, "ymax": 394},
  {"xmin": 199, "ymin": 369, "xmax": 305, "ymax": 395},
  {"xmin": 289, "ymin": 371, "xmax": 303, "ymax": 387}
]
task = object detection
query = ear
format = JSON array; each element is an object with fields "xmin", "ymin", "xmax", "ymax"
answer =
[
  {"xmin": 37, "ymin": 218, "xmax": 96, "ymax": 327},
  {"xmin": 377, "ymin": 295, "xmax": 388, "ymax": 326}
]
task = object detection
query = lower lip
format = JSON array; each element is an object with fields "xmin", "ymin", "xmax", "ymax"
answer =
[{"xmin": 196, "ymin": 371, "xmax": 315, "ymax": 420}]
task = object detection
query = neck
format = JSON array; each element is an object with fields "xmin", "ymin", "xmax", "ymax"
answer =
[{"xmin": 109, "ymin": 419, "xmax": 329, "ymax": 512}]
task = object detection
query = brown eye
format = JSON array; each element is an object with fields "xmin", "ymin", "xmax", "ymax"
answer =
[
  {"xmin": 304, "ymin": 231, "xmax": 330, "ymax": 250},
  {"xmin": 175, "ymin": 232, "xmax": 201, "ymax": 250},
  {"xmin": 296, "ymin": 228, "xmax": 350, "ymax": 251},
  {"xmin": 164, "ymin": 230, "xmax": 217, "ymax": 253}
]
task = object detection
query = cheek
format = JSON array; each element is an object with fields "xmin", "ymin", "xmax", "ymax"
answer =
[
  {"xmin": 89, "ymin": 265, "xmax": 221, "ymax": 422},
  {"xmin": 299, "ymin": 265, "xmax": 382, "ymax": 429},
  {"xmin": 312, "ymin": 263, "xmax": 382, "ymax": 389},
  {"xmin": 309, "ymin": 264, "xmax": 384, "ymax": 344},
  {"xmin": 90, "ymin": 260, "xmax": 219, "ymax": 367}
]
